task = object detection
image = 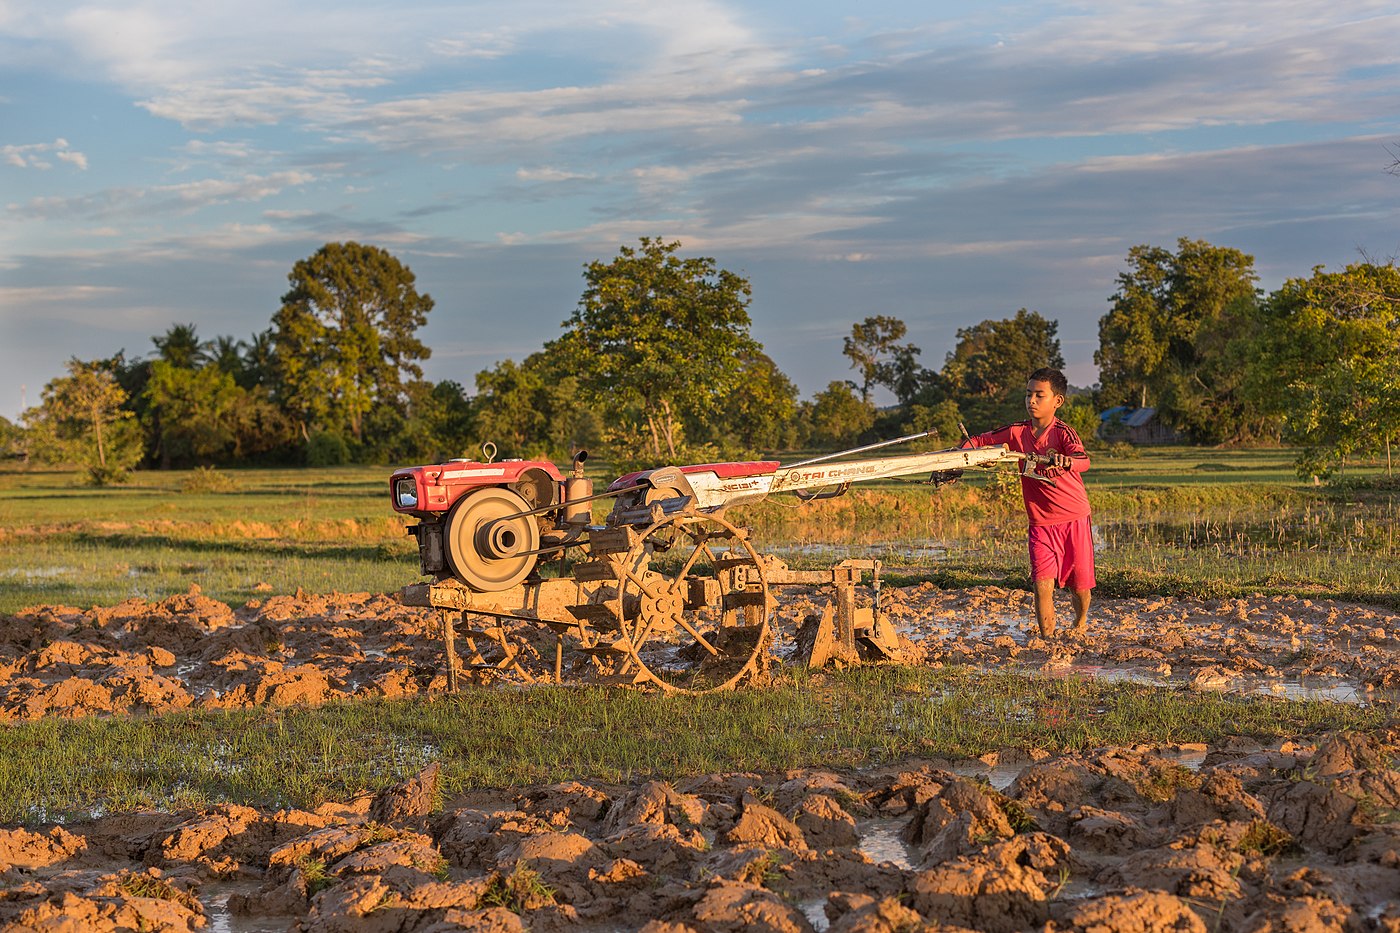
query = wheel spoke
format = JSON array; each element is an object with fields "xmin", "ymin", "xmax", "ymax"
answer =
[
  {"xmin": 615, "ymin": 513, "xmax": 770, "ymax": 694},
  {"xmin": 675, "ymin": 539, "xmax": 707, "ymax": 579},
  {"xmin": 674, "ymin": 615, "xmax": 720, "ymax": 656}
]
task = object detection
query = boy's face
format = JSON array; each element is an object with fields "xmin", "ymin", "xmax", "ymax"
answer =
[{"xmin": 1025, "ymin": 379, "xmax": 1064, "ymax": 424}]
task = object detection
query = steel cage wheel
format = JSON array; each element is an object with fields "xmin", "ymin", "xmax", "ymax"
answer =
[
  {"xmin": 615, "ymin": 512, "xmax": 769, "ymax": 693},
  {"xmin": 444, "ymin": 487, "xmax": 540, "ymax": 592}
]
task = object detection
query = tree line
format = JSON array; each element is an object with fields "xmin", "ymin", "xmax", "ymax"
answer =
[{"xmin": 2, "ymin": 236, "xmax": 1395, "ymax": 483}]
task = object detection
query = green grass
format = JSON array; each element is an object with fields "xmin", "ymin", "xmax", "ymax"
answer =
[
  {"xmin": 0, "ymin": 666, "xmax": 1384, "ymax": 824},
  {"xmin": 0, "ymin": 465, "xmax": 418, "ymax": 611}
]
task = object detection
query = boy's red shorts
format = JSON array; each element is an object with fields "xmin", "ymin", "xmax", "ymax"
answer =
[{"xmin": 1028, "ymin": 516, "xmax": 1096, "ymax": 590}]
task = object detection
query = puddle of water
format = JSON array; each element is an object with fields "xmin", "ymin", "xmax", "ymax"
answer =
[
  {"xmin": 1, "ymin": 566, "xmax": 77, "ymax": 580},
  {"xmin": 1255, "ymin": 678, "xmax": 1373, "ymax": 704},
  {"xmin": 800, "ymin": 898, "xmax": 831, "ymax": 932},
  {"xmin": 1158, "ymin": 745, "xmax": 1209, "ymax": 771},
  {"xmin": 1051, "ymin": 662, "xmax": 1395, "ymax": 707},
  {"xmin": 1061, "ymin": 663, "xmax": 1165, "ymax": 688},
  {"xmin": 1053, "ymin": 878, "xmax": 1109, "ymax": 901},
  {"xmin": 1367, "ymin": 900, "xmax": 1399, "ymax": 922},
  {"xmin": 949, "ymin": 760, "xmax": 1025, "ymax": 791},
  {"xmin": 772, "ymin": 542, "xmax": 949, "ymax": 562},
  {"xmin": 856, "ymin": 818, "xmax": 916, "ymax": 870},
  {"xmin": 203, "ymin": 882, "xmax": 285, "ymax": 933},
  {"xmin": 961, "ymin": 614, "xmax": 1031, "ymax": 645}
]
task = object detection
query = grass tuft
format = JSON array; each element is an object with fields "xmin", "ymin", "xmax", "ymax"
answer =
[
  {"xmin": 295, "ymin": 856, "xmax": 337, "ymax": 896},
  {"xmin": 480, "ymin": 863, "xmax": 556, "ymax": 912},
  {"xmin": 118, "ymin": 871, "xmax": 200, "ymax": 911},
  {"xmin": 1235, "ymin": 820, "xmax": 1296, "ymax": 857}
]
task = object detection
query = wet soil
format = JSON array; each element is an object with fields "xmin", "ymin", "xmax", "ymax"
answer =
[
  {"xmin": 2, "ymin": 584, "xmax": 1400, "ymax": 930},
  {"xmin": 2, "ymin": 583, "xmax": 1396, "ymax": 720},
  {"xmin": 5, "ymin": 735, "xmax": 1400, "ymax": 931}
]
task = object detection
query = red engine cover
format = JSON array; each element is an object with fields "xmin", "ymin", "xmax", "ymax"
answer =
[{"xmin": 390, "ymin": 458, "xmax": 565, "ymax": 517}]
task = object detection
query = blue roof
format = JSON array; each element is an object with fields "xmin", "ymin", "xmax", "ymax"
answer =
[{"xmin": 1098, "ymin": 406, "xmax": 1157, "ymax": 427}]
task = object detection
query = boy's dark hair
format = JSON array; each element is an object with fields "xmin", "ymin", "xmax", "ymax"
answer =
[{"xmin": 1028, "ymin": 367, "xmax": 1068, "ymax": 396}]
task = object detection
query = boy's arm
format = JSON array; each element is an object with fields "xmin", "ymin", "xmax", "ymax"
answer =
[
  {"xmin": 1048, "ymin": 427, "xmax": 1090, "ymax": 473},
  {"xmin": 960, "ymin": 425, "xmax": 1016, "ymax": 450},
  {"xmin": 1049, "ymin": 451, "xmax": 1090, "ymax": 473}
]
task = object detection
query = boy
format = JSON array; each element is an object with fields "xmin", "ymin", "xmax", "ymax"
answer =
[{"xmin": 961, "ymin": 367, "xmax": 1094, "ymax": 637}]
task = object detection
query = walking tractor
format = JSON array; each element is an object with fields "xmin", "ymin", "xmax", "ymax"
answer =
[{"xmin": 390, "ymin": 433, "xmax": 1053, "ymax": 694}]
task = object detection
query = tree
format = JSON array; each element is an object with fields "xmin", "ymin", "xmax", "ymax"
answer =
[
  {"xmin": 206, "ymin": 335, "xmax": 248, "ymax": 379},
  {"xmin": 943, "ymin": 309, "xmax": 1064, "ymax": 426},
  {"xmin": 1096, "ymin": 238, "xmax": 1260, "ymax": 441},
  {"xmin": 707, "ymin": 352, "xmax": 800, "ymax": 452},
  {"xmin": 1059, "ymin": 396, "xmax": 1101, "ymax": 445},
  {"xmin": 473, "ymin": 354, "xmax": 600, "ymax": 460},
  {"xmin": 271, "ymin": 242, "xmax": 433, "ymax": 444},
  {"xmin": 898, "ymin": 399, "xmax": 963, "ymax": 445},
  {"xmin": 556, "ymin": 238, "xmax": 758, "ymax": 460},
  {"xmin": 843, "ymin": 316, "xmax": 921, "ymax": 403},
  {"xmin": 1288, "ymin": 357, "xmax": 1400, "ymax": 478},
  {"xmin": 809, "ymin": 381, "xmax": 875, "ymax": 447},
  {"xmin": 142, "ymin": 360, "xmax": 244, "ymax": 466},
  {"xmin": 367, "ymin": 378, "xmax": 478, "ymax": 464},
  {"xmin": 152, "ymin": 323, "xmax": 208, "ymax": 369},
  {"xmin": 883, "ymin": 343, "xmax": 930, "ymax": 406},
  {"xmin": 0, "ymin": 415, "xmax": 24, "ymax": 461},
  {"xmin": 239, "ymin": 329, "xmax": 277, "ymax": 390},
  {"xmin": 1248, "ymin": 262, "xmax": 1400, "ymax": 477},
  {"xmin": 25, "ymin": 358, "xmax": 141, "ymax": 483},
  {"xmin": 473, "ymin": 359, "xmax": 550, "ymax": 455}
]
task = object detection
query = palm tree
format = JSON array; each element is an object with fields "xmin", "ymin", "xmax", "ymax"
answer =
[
  {"xmin": 208, "ymin": 335, "xmax": 248, "ymax": 378},
  {"xmin": 151, "ymin": 323, "xmax": 208, "ymax": 369}
]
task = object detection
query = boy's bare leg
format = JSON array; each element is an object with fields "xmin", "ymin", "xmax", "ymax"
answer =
[
  {"xmin": 1033, "ymin": 578, "xmax": 1057, "ymax": 636},
  {"xmin": 1070, "ymin": 589, "xmax": 1091, "ymax": 635}
]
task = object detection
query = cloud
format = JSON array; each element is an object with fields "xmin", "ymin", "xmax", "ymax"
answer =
[
  {"xmin": 55, "ymin": 149, "xmax": 88, "ymax": 169},
  {"xmin": 8, "ymin": 0, "xmax": 772, "ymax": 135},
  {"xmin": 10, "ymin": 2, "xmax": 1398, "ymax": 185},
  {"xmin": 5, "ymin": 1, "xmax": 1400, "ymax": 417},
  {"xmin": 0, "ymin": 284, "xmax": 123, "ymax": 305},
  {"xmin": 515, "ymin": 166, "xmax": 595, "ymax": 183},
  {"xmin": 427, "ymin": 31, "xmax": 517, "ymax": 60},
  {"xmin": 2, "ymin": 139, "xmax": 88, "ymax": 170},
  {"xmin": 10, "ymin": 171, "xmax": 316, "ymax": 220}
]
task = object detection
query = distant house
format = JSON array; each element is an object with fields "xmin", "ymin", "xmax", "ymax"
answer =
[{"xmin": 1097, "ymin": 406, "xmax": 1180, "ymax": 445}]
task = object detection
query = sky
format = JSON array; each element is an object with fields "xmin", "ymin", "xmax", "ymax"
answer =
[{"xmin": 3, "ymin": 1, "xmax": 1399, "ymax": 423}]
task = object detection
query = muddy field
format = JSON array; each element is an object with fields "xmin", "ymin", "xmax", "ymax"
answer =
[{"xmin": 2, "ymin": 585, "xmax": 1399, "ymax": 931}]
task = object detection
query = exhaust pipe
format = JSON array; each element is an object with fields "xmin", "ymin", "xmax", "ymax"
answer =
[{"xmin": 564, "ymin": 449, "xmax": 593, "ymax": 525}]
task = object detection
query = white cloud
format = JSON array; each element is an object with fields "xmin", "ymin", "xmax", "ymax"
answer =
[
  {"xmin": 5, "ymin": 1, "xmax": 1400, "ymax": 414},
  {"xmin": 0, "ymin": 284, "xmax": 122, "ymax": 305},
  {"xmin": 428, "ymin": 31, "xmax": 516, "ymax": 60},
  {"xmin": 1, "ymin": 139, "xmax": 87, "ymax": 170},
  {"xmin": 10, "ymin": 0, "xmax": 1395, "ymax": 179},
  {"xmin": 515, "ymin": 166, "xmax": 594, "ymax": 183},
  {"xmin": 10, "ymin": 171, "xmax": 316, "ymax": 219}
]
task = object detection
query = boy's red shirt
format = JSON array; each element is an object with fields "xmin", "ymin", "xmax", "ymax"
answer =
[{"xmin": 962, "ymin": 419, "xmax": 1092, "ymax": 526}]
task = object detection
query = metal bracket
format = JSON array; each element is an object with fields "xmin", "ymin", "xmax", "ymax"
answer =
[{"xmin": 794, "ymin": 482, "xmax": 851, "ymax": 501}]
